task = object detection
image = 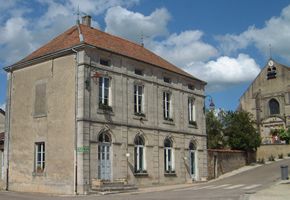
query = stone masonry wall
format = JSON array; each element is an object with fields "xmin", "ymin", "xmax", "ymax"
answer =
[{"xmin": 207, "ymin": 149, "xmax": 247, "ymax": 180}]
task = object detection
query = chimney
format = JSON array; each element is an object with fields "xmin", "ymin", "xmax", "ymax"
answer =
[{"xmin": 82, "ymin": 15, "xmax": 91, "ymax": 27}]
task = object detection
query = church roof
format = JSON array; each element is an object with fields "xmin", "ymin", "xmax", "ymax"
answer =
[{"xmin": 7, "ymin": 24, "xmax": 205, "ymax": 83}]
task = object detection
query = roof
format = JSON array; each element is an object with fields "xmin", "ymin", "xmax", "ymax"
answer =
[
  {"xmin": 0, "ymin": 108, "xmax": 5, "ymax": 116},
  {"xmin": 9, "ymin": 24, "xmax": 205, "ymax": 83}
]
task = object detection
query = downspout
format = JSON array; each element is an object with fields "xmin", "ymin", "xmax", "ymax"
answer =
[
  {"xmin": 72, "ymin": 47, "xmax": 78, "ymax": 195},
  {"xmin": 5, "ymin": 71, "xmax": 12, "ymax": 191},
  {"xmin": 72, "ymin": 20, "xmax": 84, "ymax": 195}
]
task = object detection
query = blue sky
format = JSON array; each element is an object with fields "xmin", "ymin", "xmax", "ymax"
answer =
[{"xmin": 1, "ymin": 0, "xmax": 290, "ymax": 111}]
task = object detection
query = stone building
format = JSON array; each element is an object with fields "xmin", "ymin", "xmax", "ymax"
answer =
[
  {"xmin": 239, "ymin": 59, "xmax": 290, "ymax": 144},
  {"xmin": 0, "ymin": 109, "xmax": 4, "ymax": 181},
  {"xmin": 3, "ymin": 16, "xmax": 207, "ymax": 194}
]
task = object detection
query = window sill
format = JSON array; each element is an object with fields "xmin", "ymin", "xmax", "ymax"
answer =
[
  {"xmin": 97, "ymin": 109, "xmax": 114, "ymax": 115},
  {"xmin": 33, "ymin": 114, "xmax": 47, "ymax": 119},
  {"xmin": 134, "ymin": 173, "xmax": 149, "ymax": 177},
  {"xmin": 32, "ymin": 171, "xmax": 46, "ymax": 177},
  {"xmin": 133, "ymin": 114, "xmax": 148, "ymax": 121},
  {"xmin": 188, "ymin": 124, "xmax": 198, "ymax": 129},
  {"xmin": 164, "ymin": 172, "xmax": 176, "ymax": 177},
  {"xmin": 163, "ymin": 120, "xmax": 175, "ymax": 125}
]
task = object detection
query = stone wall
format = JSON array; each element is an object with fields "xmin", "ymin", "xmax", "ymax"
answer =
[
  {"xmin": 207, "ymin": 149, "xmax": 247, "ymax": 180},
  {"xmin": 257, "ymin": 144, "xmax": 290, "ymax": 160}
]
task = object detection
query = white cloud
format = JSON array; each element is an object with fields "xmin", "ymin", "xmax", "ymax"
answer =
[
  {"xmin": 149, "ymin": 30, "xmax": 218, "ymax": 67},
  {"xmin": 185, "ymin": 54, "xmax": 260, "ymax": 91},
  {"xmin": 0, "ymin": 0, "xmax": 140, "ymax": 66},
  {"xmin": 0, "ymin": 103, "xmax": 5, "ymax": 111},
  {"xmin": 218, "ymin": 5, "xmax": 290, "ymax": 61},
  {"xmin": 105, "ymin": 6, "xmax": 170, "ymax": 43}
]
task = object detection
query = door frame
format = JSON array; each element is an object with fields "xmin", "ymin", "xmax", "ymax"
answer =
[
  {"xmin": 189, "ymin": 150, "xmax": 198, "ymax": 180},
  {"xmin": 98, "ymin": 142, "xmax": 111, "ymax": 181}
]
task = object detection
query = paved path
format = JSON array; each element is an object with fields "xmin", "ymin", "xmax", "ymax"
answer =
[{"xmin": 0, "ymin": 159, "xmax": 289, "ymax": 200}]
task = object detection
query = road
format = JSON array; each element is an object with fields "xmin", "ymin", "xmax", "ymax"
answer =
[{"xmin": 0, "ymin": 159, "xmax": 289, "ymax": 200}]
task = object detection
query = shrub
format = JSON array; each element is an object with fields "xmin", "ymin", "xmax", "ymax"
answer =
[
  {"xmin": 278, "ymin": 153, "xmax": 284, "ymax": 159},
  {"xmin": 268, "ymin": 154, "xmax": 275, "ymax": 161},
  {"xmin": 257, "ymin": 158, "xmax": 265, "ymax": 164},
  {"xmin": 288, "ymin": 153, "xmax": 290, "ymax": 157}
]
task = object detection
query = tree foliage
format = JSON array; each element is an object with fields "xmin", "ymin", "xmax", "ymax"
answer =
[
  {"xmin": 206, "ymin": 111, "xmax": 225, "ymax": 149},
  {"xmin": 278, "ymin": 129, "xmax": 290, "ymax": 144},
  {"xmin": 206, "ymin": 110, "xmax": 261, "ymax": 151},
  {"xmin": 223, "ymin": 110, "xmax": 261, "ymax": 151}
]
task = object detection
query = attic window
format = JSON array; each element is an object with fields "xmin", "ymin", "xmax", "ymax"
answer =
[
  {"xmin": 164, "ymin": 77, "xmax": 171, "ymax": 84},
  {"xmin": 188, "ymin": 84, "xmax": 194, "ymax": 90},
  {"xmin": 135, "ymin": 69, "xmax": 143, "ymax": 76},
  {"xmin": 100, "ymin": 58, "xmax": 110, "ymax": 67}
]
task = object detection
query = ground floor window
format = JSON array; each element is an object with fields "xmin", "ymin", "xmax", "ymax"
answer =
[
  {"xmin": 35, "ymin": 142, "xmax": 45, "ymax": 173},
  {"xmin": 164, "ymin": 138, "xmax": 175, "ymax": 173},
  {"xmin": 134, "ymin": 135, "xmax": 146, "ymax": 173}
]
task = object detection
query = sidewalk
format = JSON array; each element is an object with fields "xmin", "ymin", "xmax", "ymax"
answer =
[{"xmin": 248, "ymin": 180, "xmax": 290, "ymax": 200}]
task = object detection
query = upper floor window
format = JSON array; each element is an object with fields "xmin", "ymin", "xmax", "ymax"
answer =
[
  {"xmin": 163, "ymin": 77, "xmax": 171, "ymax": 84},
  {"xmin": 164, "ymin": 138, "xmax": 175, "ymax": 173},
  {"xmin": 134, "ymin": 85, "xmax": 144, "ymax": 115},
  {"xmin": 269, "ymin": 99, "xmax": 280, "ymax": 115},
  {"xmin": 135, "ymin": 69, "xmax": 143, "ymax": 76},
  {"xmin": 188, "ymin": 98, "xmax": 196, "ymax": 124},
  {"xmin": 163, "ymin": 92, "xmax": 172, "ymax": 121},
  {"xmin": 99, "ymin": 77, "xmax": 111, "ymax": 110},
  {"xmin": 35, "ymin": 142, "xmax": 45, "ymax": 173},
  {"xmin": 188, "ymin": 84, "xmax": 194, "ymax": 90},
  {"xmin": 134, "ymin": 135, "xmax": 146, "ymax": 173},
  {"xmin": 100, "ymin": 58, "xmax": 110, "ymax": 67}
]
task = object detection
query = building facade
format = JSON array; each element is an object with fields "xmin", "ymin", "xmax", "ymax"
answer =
[
  {"xmin": 4, "ymin": 16, "xmax": 208, "ymax": 194},
  {"xmin": 239, "ymin": 59, "xmax": 290, "ymax": 144}
]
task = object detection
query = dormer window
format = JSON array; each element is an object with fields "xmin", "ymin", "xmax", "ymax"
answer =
[
  {"xmin": 100, "ymin": 58, "xmax": 110, "ymax": 67},
  {"xmin": 135, "ymin": 69, "xmax": 143, "ymax": 76},
  {"xmin": 164, "ymin": 77, "xmax": 171, "ymax": 84}
]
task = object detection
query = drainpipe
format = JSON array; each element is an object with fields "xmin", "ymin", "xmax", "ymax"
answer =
[
  {"xmin": 4, "ymin": 71, "xmax": 12, "ymax": 191},
  {"xmin": 72, "ymin": 48, "xmax": 78, "ymax": 195}
]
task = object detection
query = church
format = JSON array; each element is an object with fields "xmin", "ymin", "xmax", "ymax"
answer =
[{"xmin": 239, "ymin": 59, "xmax": 290, "ymax": 144}]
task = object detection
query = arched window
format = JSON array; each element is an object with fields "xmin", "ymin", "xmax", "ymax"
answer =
[
  {"xmin": 189, "ymin": 141, "xmax": 196, "ymax": 150},
  {"xmin": 164, "ymin": 137, "xmax": 175, "ymax": 173},
  {"xmin": 269, "ymin": 99, "xmax": 280, "ymax": 115},
  {"xmin": 98, "ymin": 132, "xmax": 111, "ymax": 143},
  {"xmin": 134, "ymin": 135, "xmax": 146, "ymax": 173}
]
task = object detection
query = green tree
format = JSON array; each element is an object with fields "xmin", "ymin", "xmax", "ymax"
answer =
[
  {"xmin": 223, "ymin": 110, "xmax": 261, "ymax": 151},
  {"xmin": 206, "ymin": 110, "xmax": 225, "ymax": 149},
  {"xmin": 278, "ymin": 128, "xmax": 290, "ymax": 144}
]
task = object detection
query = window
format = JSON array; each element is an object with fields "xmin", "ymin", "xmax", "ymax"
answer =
[
  {"xmin": 134, "ymin": 85, "xmax": 144, "ymax": 115},
  {"xmin": 269, "ymin": 99, "xmax": 280, "ymax": 115},
  {"xmin": 35, "ymin": 142, "xmax": 45, "ymax": 173},
  {"xmin": 100, "ymin": 58, "xmax": 110, "ymax": 67},
  {"xmin": 34, "ymin": 82, "xmax": 47, "ymax": 117},
  {"xmin": 134, "ymin": 135, "xmax": 146, "ymax": 173},
  {"xmin": 163, "ymin": 92, "xmax": 172, "ymax": 120},
  {"xmin": 135, "ymin": 69, "xmax": 143, "ymax": 76},
  {"xmin": 99, "ymin": 77, "xmax": 111, "ymax": 110},
  {"xmin": 188, "ymin": 84, "xmax": 194, "ymax": 90},
  {"xmin": 164, "ymin": 138, "xmax": 174, "ymax": 173},
  {"xmin": 163, "ymin": 77, "xmax": 171, "ymax": 83},
  {"xmin": 188, "ymin": 98, "xmax": 196, "ymax": 124}
]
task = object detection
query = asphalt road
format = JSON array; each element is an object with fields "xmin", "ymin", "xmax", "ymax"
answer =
[{"xmin": 1, "ymin": 159, "xmax": 290, "ymax": 200}]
